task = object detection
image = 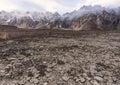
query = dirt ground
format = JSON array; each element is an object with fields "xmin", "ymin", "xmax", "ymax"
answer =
[{"xmin": 0, "ymin": 31, "xmax": 120, "ymax": 85}]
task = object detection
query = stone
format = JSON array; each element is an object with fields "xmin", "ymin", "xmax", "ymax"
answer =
[
  {"xmin": 79, "ymin": 77, "xmax": 86, "ymax": 83},
  {"xmin": 7, "ymin": 57, "xmax": 17, "ymax": 60},
  {"xmin": 48, "ymin": 62, "xmax": 57, "ymax": 68},
  {"xmin": 18, "ymin": 80, "xmax": 25, "ymax": 85},
  {"xmin": 62, "ymin": 76, "xmax": 70, "ymax": 81},
  {"xmin": 0, "ymin": 70, "xmax": 5, "ymax": 73},
  {"xmin": 6, "ymin": 40, "xmax": 14, "ymax": 44},
  {"xmin": 112, "ymin": 77, "xmax": 117, "ymax": 84},
  {"xmin": 46, "ymin": 68, "xmax": 52, "ymax": 72},
  {"xmin": 43, "ymin": 82, "xmax": 48, "ymax": 85},
  {"xmin": 25, "ymin": 82, "xmax": 33, "ymax": 85},
  {"xmin": 30, "ymin": 78, "xmax": 39, "ymax": 84},
  {"xmin": 34, "ymin": 73, "xmax": 40, "ymax": 78},
  {"xmin": 94, "ymin": 76, "xmax": 103, "ymax": 82},
  {"xmin": 90, "ymin": 80, "xmax": 100, "ymax": 85},
  {"xmin": 43, "ymin": 61, "xmax": 47, "ymax": 64},
  {"xmin": 26, "ymin": 77, "xmax": 31, "ymax": 81}
]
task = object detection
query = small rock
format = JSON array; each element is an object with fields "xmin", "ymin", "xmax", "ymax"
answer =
[
  {"xmin": 46, "ymin": 68, "xmax": 52, "ymax": 72},
  {"xmin": 43, "ymin": 82, "xmax": 48, "ymax": 85},
  {"xmin": 0, "ymin": 70, "xmax": 5, "ymax": 73},
  {"xmin": 7, "ymin": 40, "xmax": 14, "ymax": 44},
  {"xmin": 94, "ymin": 76, "xmax": 103, "ymax": 82},
  {"xmin": 74, "ymin": 77, "xmax": 81, "ymax": 82},
  {"xmin": 0, "ymin": 80, "xmax": 6, "ymax": 85},
  {"xmin": 34, "ymin": 73, "xmax": 40, "ymax": 78},
  {"xmin": 43, "ymin": 61, "xmax": 47, "ymax": 64},
  {"xmin": 30, "ymin": 78, "xmax": 39, "ymax": 84},
  {"xmin": 25, "ymin": 82, "xmax": 33, "ymax": 85},
  {"xmin": 48, "ymin": 63, "xmax": 57, "ymax": 68},
  {"xmin": 27, "ymin": 71, "xmax": 34, "ymax": 77},
  {"xmin": 33, "ymin": 79, "xmax": 39, "ymax": 84},
  {"xmin": 57, "ymin": 60, "xmax": 65, "ymax": 65},
  {"xmin": 112, "ymin": 77, "xmax": 117, "ymax": 83},
  {"xmin": 62, "ymin": 76, "xmax": 70, "ymax": 81},
  {"xmin": 26, "ymin": 77, "xmax": 31, "ymax": 81},
  {"xmin": 18, "ymin": 80, "xmax": 25, "ymax": 85},
  {"xmin": 90, "ymin": 80, "xmax": 100, "ymax": 85},
  {"xmin": 46, "ymin": 73, "xmax": 51, "ymax": 77},
  {"xmin": 79, "ymin": 77, "xmax": 86, "ymax": 83},
  {"xmin": 7, "ymin": 57, "xmax": 17, "ymax": 61},
  {"xmin": 30, "ymin": 53, "xmax": 34, "ymax": 56},
  {"xmin": 40, "ymin": 46, "xmax": 44, "ymax": 48}
]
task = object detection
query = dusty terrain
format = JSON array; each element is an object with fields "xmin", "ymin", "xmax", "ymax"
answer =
[{"xmin": 0, "ymin": 31, "xmax": 120, "ymax": 85}]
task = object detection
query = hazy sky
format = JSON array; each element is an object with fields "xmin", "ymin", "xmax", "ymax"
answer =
[{"xmin": 0, "ymin": 0, "xmax": 120, "ymax": 13}]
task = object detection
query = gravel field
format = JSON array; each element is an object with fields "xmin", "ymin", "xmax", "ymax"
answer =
[{"xmin": 0, "ymin": 32, "xmax": 120, "ymax": 85}]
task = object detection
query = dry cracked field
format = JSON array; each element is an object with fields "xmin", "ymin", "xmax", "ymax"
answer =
[{"xmin": 0, "ymin": 31, "xmax": 120, "ymax": 85}]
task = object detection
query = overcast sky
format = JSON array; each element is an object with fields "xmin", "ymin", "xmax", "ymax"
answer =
[{"xmin": 0, "ymin": 0, "xmax": 120, "ymax": 13}]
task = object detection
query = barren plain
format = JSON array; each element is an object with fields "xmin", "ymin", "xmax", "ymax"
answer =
[{"xmin": 0, "ymin": 30, "xmax": 120, "ymax": 85}]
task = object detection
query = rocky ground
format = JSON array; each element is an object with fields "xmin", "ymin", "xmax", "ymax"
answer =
[{"xmin": 0, "ymin": 32, "xmax": 120, "ymax": 85}]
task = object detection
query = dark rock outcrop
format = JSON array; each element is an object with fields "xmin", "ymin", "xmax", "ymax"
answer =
[{"xmin": 63, "ymin": 10, "xmax": 120, "ymax": 30}]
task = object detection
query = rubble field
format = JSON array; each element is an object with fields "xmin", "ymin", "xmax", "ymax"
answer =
[{"xmin": 0, "ymin": 31, "xmax": 120, "ymax": 85}]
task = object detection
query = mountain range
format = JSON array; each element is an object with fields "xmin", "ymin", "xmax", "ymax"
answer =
[{"xmin": 0, "ymin": 5, "xmax": 120, "ymax": 30}]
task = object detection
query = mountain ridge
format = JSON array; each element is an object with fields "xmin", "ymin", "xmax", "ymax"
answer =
[{"xmin": 0, "ymin": 5, "xmax": 120, "ymax": 30}]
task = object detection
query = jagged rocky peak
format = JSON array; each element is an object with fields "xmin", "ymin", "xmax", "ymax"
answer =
[
  {"xmin": 80, "ymin": 5, "xmax": 105, "ymax": 11},
  {"xmin": 61, "ymin": 5, "xmax": 120, "ymax": 30},
  {"xmin": 63, "ymin": 5, "xmax": 105, "ymax": 20},
  {"xmin": 0, "ymin": 5, "xmax": 120, "ymax": 30},
  {"xmin": 68, "ymin": 10, "xmax": 120, "ymax": 30},
  {"xmin": 0, "ymin": 11, "xmax": 61, "ymax": 29}
]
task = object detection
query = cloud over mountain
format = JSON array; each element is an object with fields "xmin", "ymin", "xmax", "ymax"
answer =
[{"xmin": 0, "ymin": 0, "xmax": 120, "ymax": 13}]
